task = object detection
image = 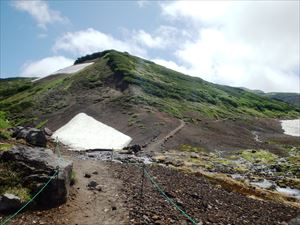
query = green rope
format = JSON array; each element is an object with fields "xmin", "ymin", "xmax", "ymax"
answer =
[
  {"xmin": 0, "ymin": 170, "xmax": 59, "ymax": 225},
  {"xmin": 144, "ymin": 168, "xmax": 199, "ymax": 225},
  {"xmin": 0, "ymin": 140, "xmax": 62, "ymax": 225}
]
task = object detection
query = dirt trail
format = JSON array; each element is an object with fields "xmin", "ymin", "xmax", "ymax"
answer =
[
  {"xmin": 63, "ymin": 159, "xmax": 128, "ymax": 225},
  {"xmin": 5, "ymin": 158, "xmax": 129, "ymax": 225},
  {"xmin": 146, "ymin": 120, "xmax": 185, "ymax": 153}
]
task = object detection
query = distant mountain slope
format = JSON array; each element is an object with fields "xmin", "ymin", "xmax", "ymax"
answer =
[
  {"xmin": 241, "ymin": 87, "xmax": 300, "ymax": 108},
  {"xmin": 265, "ymin": 93, "xmax": 300, "ymax": 108},
  {"xmin": 0, "ymin": 77, "xmax": 34, "ymax": 100},
  {"xmin": 0, "ymin": 50, "xmax": 299, "ymax": 128}
]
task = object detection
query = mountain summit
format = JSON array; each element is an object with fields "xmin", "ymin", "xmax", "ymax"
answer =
[{"xmin": 0, "ymin": 50, "xmax": 299, "ymax": 150}]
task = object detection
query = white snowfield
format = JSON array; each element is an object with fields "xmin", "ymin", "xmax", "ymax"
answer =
[
  {"xmin": 52, "ymin": 113, "xmax": 132, "ymax": 150},
  {"xmin": 280, "ymin": 119, "xmax": 300, "ymax": 137},
  {"xmin": 52, "ymin": 62, "xmax": 94, "ymax": 75},
  {"xmin": 32, "ymin": 62, "xmax": 94, "ymax": 82}
]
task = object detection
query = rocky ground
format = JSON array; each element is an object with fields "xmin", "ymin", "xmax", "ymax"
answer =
[
  {"xmin": 1, "ymin": 117, "xmax": 300, "ymax": 225},
  {"xmin": 2, "ymin": 158, "xmax": 300, "ymax": 225},
  {"xmin": 0, "ymin": 159, "xmax": 129, "ymax": 225},
  {"xmin": 113, "ymin": 163, "xmax": 300, "ymax": 225}
]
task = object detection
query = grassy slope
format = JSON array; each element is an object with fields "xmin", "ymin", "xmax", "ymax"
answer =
[
  {"xmin": 266, "ymin": 93, "xmax": 300, "ymax": 108},
  {"xmin": 0, "ymin": 50, "xmax": 299, "ymax": 127},
  {"xmin": 103, "ymin": 51, "xmax": 300, "ymax": 119},
  {"xmin": 242, "ymin": 87, "xmax": 300, "ymax": 108}
]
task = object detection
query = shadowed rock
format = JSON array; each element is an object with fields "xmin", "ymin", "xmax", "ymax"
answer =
[
  {"xmin": 0, "ymin": 145, "xmax": 73, "ymax": 210},
  {"xmin": 11, "ymin": 127, "xmax": 47, "ymax": 147},
  {"xmin": 0, "ymin": 194, "xmax": 22, "ymax": 212}
]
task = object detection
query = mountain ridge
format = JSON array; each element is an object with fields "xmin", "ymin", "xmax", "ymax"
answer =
[
  {"xmin": 1, "ymin": 49, "xmax": 300, "ymax": 155},
  {"xmin": 1, "ymin": 49, "xmax": 299, "ymax": 128},
  {"xmin": 241, "ymin": 87, "xmax": 300, "ymax": 108}
]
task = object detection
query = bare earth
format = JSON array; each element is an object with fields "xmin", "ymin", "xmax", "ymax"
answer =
[
  {"xmin": 3, "ymin": 159, "xmax": 129, "ymax": 225},
  {"xmin": 2, "ymin": 155, "xmax": 299, "ymax": 225},
  {"xmin": 1, "ymin": 117, "xmax": 300, "ymax": 225}
]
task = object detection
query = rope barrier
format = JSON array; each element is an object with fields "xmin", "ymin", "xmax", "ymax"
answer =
[
  {"xmin": 0, "ymin": 141, "xmax": 61, "ymax": 225},
  {"xmin": 123, "ymin": 161, "xmax": 199, "ymax": 224},
  {"xmin": 1, "ymin": 144, "xmax": 198, "ymax": 224},
  {"xmin": 0, "ymin": 170, "xmax": 59, "ymax": 225},
  {"xmin": 143, "ymin": 166, "xmax": 199, "ymax": 225}
]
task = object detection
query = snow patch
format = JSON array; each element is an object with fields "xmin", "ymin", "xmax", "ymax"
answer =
[
  {"xmin": 280, "ymin": 119, "xmax": 300, "ymax": 137},
  {"xmin": 52, "ymin": 62, "xmax": 94, "ymax": 75},
  {"xmin": 32, "ymin": 62, "xmax": 94, "ymax": 83},
  {"xmin": 276, "ymin": 186, "xmax": 300, "ymax": 199},
  {"xmin": 52, "ymin": 113, "xmax": 132, "ymax": 150},
  {"xmin": 250, "ymin": 179, "xmax": 274, "ymax": 189}
]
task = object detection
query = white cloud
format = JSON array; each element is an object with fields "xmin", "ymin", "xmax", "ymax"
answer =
[
  {"xmin": 53, "ymin": 28, "xmax": 146, "ymax": 57},
  {"xmin": 12, "ymin": 0, "xmax": 68, "ymax": 29},
  {"xmin": 152, "ymin": 58, "xmax": 191, "ymax": 75},
  {"xmin": 20, "ymin": 56, "xmax": 73, "ymax": 77},
  {"xmin": 161, "ymin": 1, "xmax": 232, "ymax": 24},
  {"xmin": 131, "ymin": 26, "xmax": 193, "ymax": 50},
  {"xmin": 160, "ymin": 1, "xmax": 300, "ymax": 92},
  {"xmin": 134, "ymin": 30, "xmax": 164, "ymax": 48}
]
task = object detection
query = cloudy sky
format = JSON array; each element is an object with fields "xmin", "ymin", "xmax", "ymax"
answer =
[{"xmin": 0, "ymin": 0, "xmax": 299, "ymax": 93}]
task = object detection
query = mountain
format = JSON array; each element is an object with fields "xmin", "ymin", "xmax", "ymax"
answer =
[
  {"xmin": 1, "ymin": 50, "xmax": 300, "ymax": 150},
  {"xmin": 241, "ymin": 87, "xmax": 300, "ymax": 108},
  {"xmin": 264, "ymin": 92, "xmax": 300, "ymax": 108}
]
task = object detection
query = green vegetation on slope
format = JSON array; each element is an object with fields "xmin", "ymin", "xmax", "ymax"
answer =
[
  {"xmin": 0, "ymin": 111, "xmax": 11, "ymax": 139},
  {"xmin": 266, "ymin": 93, "xmax": 300, "ymax": 108},
  {"xmin": 241, "ymin": 88, "xmax": 300, "ymax": 108},
  {"xmin": 0, "ymin": 77, "xmax": 34, "ymax": 100},
  {"xmin": 102, "ymin": 50, "xmax": 300, "ymax": 119},
  {"xmin": 0, "ymin": 50, "xmax": 299, "ymax": 126},
  {"xmin": 0, "ymin": 56, "xmax": 114, "ymax": 125}
]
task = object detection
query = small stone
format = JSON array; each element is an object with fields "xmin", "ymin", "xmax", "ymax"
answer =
[
  {"xmin": 168, "ymin": 218, "xmax": 175, "ymax": 223},
  {"xmin": 112, "ymin": 206, "xmax": 117, "ymax": 211},
  {"xmin": 152, "ymin": 215, "xmax": 159, "ymax": 220},
  {"xmin": 92, "ymin": 171, "xmax": 98, "ymax": 175},
  {"xmin": 87, "ymin": 181, "xmax": 98, "ymax": 189},
  {"xmin": 143, "ymin": 215, "xmax": 150, "ymax": 222},
  {"xmin": 104, "ymin": 208, "xmax": 109, "ymax": 212},
  {"xmin": 190, "ymin": 152, "xmax": 199, "ymax": 159},
  {"xmin": 84, "ymin": 173, "xmax": 91, "ymax": 178},
  {"xmin": 95, "ymin": 185, "xmax": 102, "ymax": 191}
]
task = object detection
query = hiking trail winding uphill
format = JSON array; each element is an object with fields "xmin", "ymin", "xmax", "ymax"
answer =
[{"xmin": 145, "ymin": 120, "xmax": 185, "ymax": 153}]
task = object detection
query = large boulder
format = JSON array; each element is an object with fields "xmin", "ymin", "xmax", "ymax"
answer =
[
  {"xmin": 11, "ymin": 127, "xmax": 47, "ymax": 147},
  {"xmin": 0, "ymin": 145, "xmax": 73, "ymax": 209}
]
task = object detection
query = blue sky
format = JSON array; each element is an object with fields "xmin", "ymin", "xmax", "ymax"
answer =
[{"xmin": 1, "ymin": 0, "xmax": 299, "ymax": 93}]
